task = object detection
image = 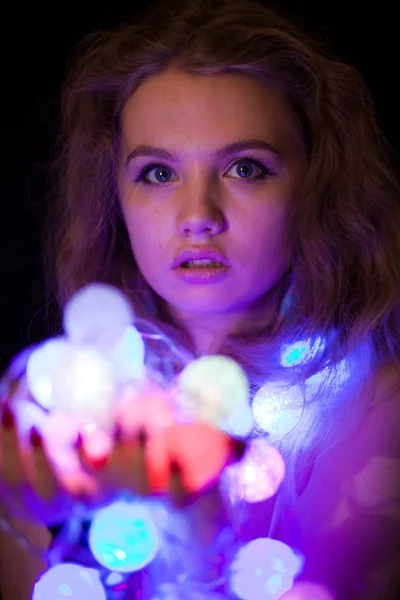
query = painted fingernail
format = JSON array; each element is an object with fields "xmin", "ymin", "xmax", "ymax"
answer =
[
  {"xmin": 170, "ymin": 459, "xmax": 181, "ymax": 474},
  {"xmin": 1, "ymin": 405, "xmax": 14, "ymax": 428},
  {"xmin": 30, "ymin": 426, "xmax": 43, "ymax": 448},
  {"xmin": 91, "ymin": 455, "xmax": 109, "ymax": 469}
]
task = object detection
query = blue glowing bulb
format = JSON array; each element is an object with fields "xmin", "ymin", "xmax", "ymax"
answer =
[
  {"xmin": 88, "ymin": 501, "xmax": 159, "ymax": 572},
  {"xmin": 280, "ymin": 336, "xmax": 326, "ymax": 367},
  {"xmin": 33, "ymin": 564, "xmax": 106, "ymax": 600}
]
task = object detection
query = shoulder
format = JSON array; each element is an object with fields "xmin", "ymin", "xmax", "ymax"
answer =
[
  {"xmin": 291, "ymin": 360, "xmax": 400, "ymax": 598},
  {"xmin": 300, "ymin": 360, "xmax": 400, "ymax": 511}
]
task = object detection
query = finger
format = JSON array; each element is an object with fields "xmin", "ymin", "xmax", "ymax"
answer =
[
  {"xmin": 44, "ymin": 433, "xmax": 99, "ymax": 498},
  {"xmin": 29, "ymin": 427, "xmax": 58, "ymax": 500},
  {"xmin": 130, "ymin": 428, "xmax": 150, "ymax": 495},
  {"xmin": 0, "ymin": 406, "xmax": 25, "ymax": 484},
  {"xmin": 77, "ymin": 426, "xmax": 151, "ymax": 496},
  {"xmin": 108, "ymin": 427, "xmax": 151, "ymax": 494},
  {"xmin": 75, "ymin": 433, "xmax": 107, "ymax": 472}
]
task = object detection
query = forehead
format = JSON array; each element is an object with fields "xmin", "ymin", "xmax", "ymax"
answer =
[{"xmin": 120, "ymin": 70, "xmax": 300, "ymax": 154}]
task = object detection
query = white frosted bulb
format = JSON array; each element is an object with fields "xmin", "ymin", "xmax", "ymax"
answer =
[
  {"xmin": 306, "ymin": 358, "xmax": 351, "ymax": 394},
  {"xmin": 26, "ymin": 338, "xmax": 71, "ymax": 410},
  {"xmin": 51, "ymin": 347, "xmax": 116, "ymax": 429},
  {"xmin": 252, "ymin": 382, "xmax": 304, "ymax": 440},
  {"xmin": 178, "ymin": 355, "xmax": 249, "ymax": 425},
  {"xmin": 88, "ymin": 501, "xmax": 159, "ymax": 572},
  {"xmin": 106, "ymin": 324, "xmax": 145, "ymax": 382},
  {"xmin": 33, "ymin": 563, "xmax": 106, "ymax": 600},
  {"xmin": 63, "ymin": 283, "xmax": 134, "ymax": 349},
  {"xmin": 220, "ymin": 401, "xmax": 254, "ymax": 438},
  {"xmin": 230, "ymin": 538, "xmax": 303, "ymax": 600}
]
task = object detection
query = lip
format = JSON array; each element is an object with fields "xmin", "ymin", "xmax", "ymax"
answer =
[
  {"xmin": 171, "ymin": 246, "xmax": 231, "ymax": 269},
  {"xmin": 173, "ymin": 264, "xmax": 230, "ymax": 284}
]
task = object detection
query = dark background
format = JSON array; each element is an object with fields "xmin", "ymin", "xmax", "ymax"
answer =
[{"xmin": 1, "ymin": 1, "xmax": 400, "ymax": 373}]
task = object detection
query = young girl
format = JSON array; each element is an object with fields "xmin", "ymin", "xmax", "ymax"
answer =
[{"xmin": 1, "ymin": 0, "xmax": 400, "ymax": 598}]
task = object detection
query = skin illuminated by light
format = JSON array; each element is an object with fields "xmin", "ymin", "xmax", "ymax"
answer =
[{"xmin": 118, "ymin": 69, "xmax": 306, "ymax": 355}]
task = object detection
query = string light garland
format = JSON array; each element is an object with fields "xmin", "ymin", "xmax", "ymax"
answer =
[{"xmin": 0, "ymin": 282, "xmax": 357, "ymax": 599}]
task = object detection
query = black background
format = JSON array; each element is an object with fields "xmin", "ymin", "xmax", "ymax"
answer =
[{"xmin": 1, "ymin": 1, "xmax": 400, "ymax": 373}]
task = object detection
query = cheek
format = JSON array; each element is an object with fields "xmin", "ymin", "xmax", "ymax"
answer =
[
  {"xmin": 244, "ymin": 205, "xmax": 289, "ymax": 256},
  {"xmin": 123, "ymin": 207, "xmax": 166, "ymax": 269}
]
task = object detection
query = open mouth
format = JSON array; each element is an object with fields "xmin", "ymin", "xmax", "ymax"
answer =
[{"xmin": 180, "ymin": 260, "xmax": 225, "ymax": 268}]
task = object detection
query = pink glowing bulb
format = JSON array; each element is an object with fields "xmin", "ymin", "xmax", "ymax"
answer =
[{"xmin": 223, "ymin": 437, "xmax": 286, "ymax": 503}]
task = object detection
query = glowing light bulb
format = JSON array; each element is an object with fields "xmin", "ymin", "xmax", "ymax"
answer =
[
  {"xmin": 63, "ymin": 283, "xmax": 134, "ymax": 349},
  {"xmin": 177, "ymin": 355, "xmax": 249, "ymax": 425},
  {"xmin": 219, "ymin": 400, "xmax": 254, "ymax": 438},
  {"xmin": 105, "ymin": 572, "xmax": 124, "ymax": 586},
  {"xmin": 33, "ymin": 564, "xmax": 106, "ymax": 600},
  {"xmin": 51, "ymin": 346, "xmax": 116, "ymax": 429},
  {"xmin": 305, "ymin": 358, "xmax": 351, "ymax": 394},
  {"xmin": 280, "ymin": 336, "xmax": 326, "ymax": 367},
  {"xmin": 223, "ymin": 438, "xmax": 285, "ymax": 503},
  {"xmin": 230, "ymin": 538, "xmax": 303, "ymax": 600},
  {"xmin": 106, "ymin": 324, "xmax": 145, "ymax": 382},
  {"xmin": 252, "ymin": 382, "xmax": 304, "ymax": 440},
  {"xmin": 88, "ymin": 501, "xmax": 159, "ymax": 572},
  {"xmin": 26, "ymin": 338, "xmax": 71, "ymax": 410}
]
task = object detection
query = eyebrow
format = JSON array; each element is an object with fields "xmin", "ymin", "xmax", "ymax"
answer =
[{"xmin": 125, "ymin": 138, "xmax": 281, "ymax": 166}]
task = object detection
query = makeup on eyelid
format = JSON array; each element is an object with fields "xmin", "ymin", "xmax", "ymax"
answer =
[{"xmin": 133, "ymin": 155, "xmax": 277, "ymax": 188}]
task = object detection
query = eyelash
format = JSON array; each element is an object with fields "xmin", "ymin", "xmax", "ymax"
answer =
[{"xmin": 134, "ymin": 155, "xmax": 276, "ymax": 188}]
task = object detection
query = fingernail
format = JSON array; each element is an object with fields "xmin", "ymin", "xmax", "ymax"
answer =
[
  {"xmin": 30, "ymin": 426, "xmax": 42, "ymax": 448},
  {"xmin": 91, "ymin": 455, "xmax": 108, "ymax": 469},
  {"xmin": 170, "ymin": 459, "xmax": 181, "ymax": 474},
  {"xmin": 1, "ymin": 405, "xmax": 14, "ymax": 428}
]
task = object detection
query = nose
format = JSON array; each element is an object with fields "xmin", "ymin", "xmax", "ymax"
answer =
[{"xmin": 176, "ymin": 183, "xmax": 226, "ymax": 238}]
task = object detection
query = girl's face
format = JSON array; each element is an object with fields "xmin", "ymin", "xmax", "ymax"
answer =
[{"xmin": 118, "ymin": 70, "xmax": 305, "ymax": 330}]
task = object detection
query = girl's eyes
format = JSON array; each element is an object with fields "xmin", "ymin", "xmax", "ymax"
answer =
[{"xmin": 134, "ymin": 156, "xmax": 276, "ymax": 188}]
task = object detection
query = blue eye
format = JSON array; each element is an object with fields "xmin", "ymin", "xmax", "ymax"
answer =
[
  {"xmin": 227, "ymin": 157, "xmax": 274, "ymax": 181},
  {"xmin": 136, "ymin": 164, "xmax": 175, "ymax": 187},
  {"xmin": 135, "ymin": 156, "xmax": 275, "ymax": 188}
]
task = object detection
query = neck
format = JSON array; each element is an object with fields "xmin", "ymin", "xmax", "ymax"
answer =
[{"xmin": 168, "ymin": 291, "xmax": 282, "ymax": 357}]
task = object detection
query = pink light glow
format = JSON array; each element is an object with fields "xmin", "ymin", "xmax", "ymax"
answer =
[{"xmin": 224, "ymin": 437, "xmax": 285, "ymax": 503}]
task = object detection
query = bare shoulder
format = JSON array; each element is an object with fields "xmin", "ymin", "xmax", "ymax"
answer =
[
  {"xmin": 298, "ymin": 360, "xmax": 400, "ymax": 520},
  {"xmin": 291, "ymin": 360, "xmax": 400, "ymax": 598}
]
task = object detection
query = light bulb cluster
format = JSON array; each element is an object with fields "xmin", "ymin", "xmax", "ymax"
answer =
[
  {"xmin": 1, "ymin": 282, "xmax": 351, "ymax": 600},
  {"xmin": 250, "ymin": 331, "xmax": 353, "ymax": 443}
]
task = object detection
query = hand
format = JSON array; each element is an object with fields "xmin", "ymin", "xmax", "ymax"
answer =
[
  {"xmin": 1, "ymin": 362, "xmax": 243, "ymax": 527},
  {"xmin": 0, "ymin": 373, "xmax": 94, "ymax": 526},
  {"xmin": 75, "ymin": 386, "xmax": 244, "ymax": 511}
]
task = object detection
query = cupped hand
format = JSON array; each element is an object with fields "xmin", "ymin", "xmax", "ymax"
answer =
[
  {"xmin": 75, "ymin": 381, "xmax": 245, "ymax": 510},
  {"xmin": 1, "ymin": 370, "xmax": 243, "ymax": 527},
  {"xmin": 0, "ymin": 373, "xmax": 94, "ymax": 526}
]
